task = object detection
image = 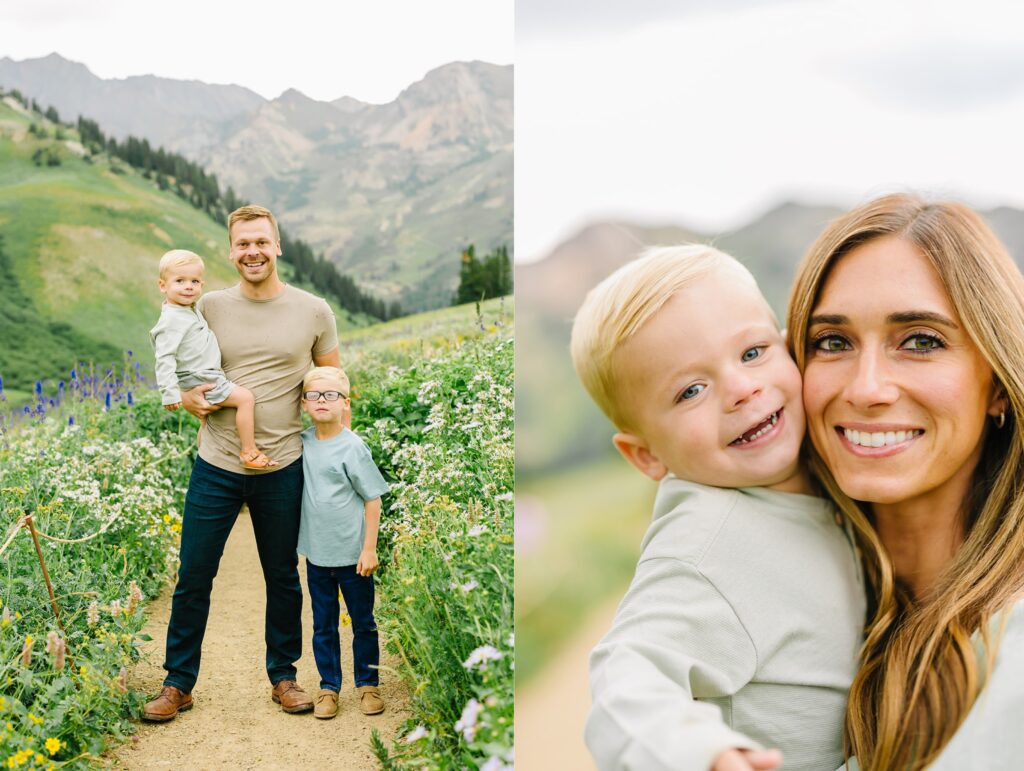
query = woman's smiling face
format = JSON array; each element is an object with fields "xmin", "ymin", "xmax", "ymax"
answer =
[{"xmin": 803, "ymin": 235, "xmax": 1002, "ymax": 510}]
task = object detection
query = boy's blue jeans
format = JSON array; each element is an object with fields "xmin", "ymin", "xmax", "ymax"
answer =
[
  {"xmin": 306, "ymin": 560, "xmax": 379, "ymax": 691},
  {"xmin": 162, "ymin": 456, "xmax": 304, "ymax": 693}
]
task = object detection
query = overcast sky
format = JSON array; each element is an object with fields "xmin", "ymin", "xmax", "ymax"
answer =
[
  {"xmin": 0, "ymin": 0, "xmax": 512, "ymax": 103},
  {"xmin": 516, "ymin": 0, "xmax": 1024, "ymax": 262}
]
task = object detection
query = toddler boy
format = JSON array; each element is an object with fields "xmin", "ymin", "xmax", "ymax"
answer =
[
  {"xmin": 298, "ymin": 366, "xmax": 390, "ymax": 719},
  {"xmin": 571, "ymin": 245, "xmax": 865, "ymax": 771},
  {"xmin": 151, "ymin": 249, "xmax": 275, "ymax": 469}
]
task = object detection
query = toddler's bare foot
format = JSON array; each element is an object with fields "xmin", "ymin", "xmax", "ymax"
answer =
[{"xmin": 240, "ymin": 450, "xmax": 278, "ymax": 469}]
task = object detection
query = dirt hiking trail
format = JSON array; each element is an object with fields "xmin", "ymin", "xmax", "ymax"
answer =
[{"xmin": 107, "ymin": 511, "xmax": 409, "ymax": 769}]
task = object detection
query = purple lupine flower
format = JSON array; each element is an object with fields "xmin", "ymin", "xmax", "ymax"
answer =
[
  {"xmin": 68, "ymin": 416, "xmax": 75, "ymax": 426},
  {"xmin": 70, "ymin": 368, "xmax": 77, "ymax": 380},
  {"xmin": 127, "ymin": 392, "xmax": 134, "ymax": 406},
  {"xmin": 0, "ymin": 374, "xmax": 4, "ymax": 392},
  {"xmin": 104, "ymin": 391, "xmax": 111, "ymax": 411},
  {"xmin": 34, "ymin": 380, "xmax": 43, "ymax": 397}
]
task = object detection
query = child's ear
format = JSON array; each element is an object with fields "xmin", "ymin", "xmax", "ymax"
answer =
[
  {"xmin": 158, "ymin": 279, "xmax": 166, "ymax": 293},
  {"xmin": 612, "ymin": 432, "xmax": 668, "ymax": 481}
]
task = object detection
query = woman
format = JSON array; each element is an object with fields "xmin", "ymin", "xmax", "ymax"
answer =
[{"xmin": 787, "ymin": 193, "xmax": 1024, "ymax": 770}]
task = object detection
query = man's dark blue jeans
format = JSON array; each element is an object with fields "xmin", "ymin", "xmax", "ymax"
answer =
[
  {"xmin": 162, "ymin": 456, "xmax": 304, "ymax": 693},
  {"xmin": 306, "ymin": 560, "xmax": 379, "ymax": 691}
]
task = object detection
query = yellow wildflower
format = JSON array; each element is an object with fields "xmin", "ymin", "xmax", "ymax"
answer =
[
  {"xmin": 44, "ymin": 738, "xmax": 60, "ymax": 757},
  {"xmin": 33, "ymin": 756, "xmax": 43, "ymax": 765},
  {"xmin": 27, "ymin": 713, "xmax": 42, "ymax": 725}
]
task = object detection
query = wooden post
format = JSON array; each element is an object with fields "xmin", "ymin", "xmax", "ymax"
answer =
[{"xmin": 23, "ymin": 512, "xmax": 78, "ymax": 676}]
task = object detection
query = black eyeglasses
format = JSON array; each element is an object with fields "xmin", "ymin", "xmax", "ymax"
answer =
[{"xmin": 302, "ymin": 390, "xmax": 348, "ymax": 402}]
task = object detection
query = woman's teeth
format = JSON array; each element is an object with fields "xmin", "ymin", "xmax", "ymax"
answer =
[{"xmin": 843, "ymin": 428, "xmax": 922, "ymax": 447}]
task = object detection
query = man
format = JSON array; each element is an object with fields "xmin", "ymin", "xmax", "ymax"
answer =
[{"xmin": 143, "ymin": 205, "xmax": 341, "ymax": 721}]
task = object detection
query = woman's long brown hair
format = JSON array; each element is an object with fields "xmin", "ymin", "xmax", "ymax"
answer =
[{"xmin": 786, "ymin": 194, "xmax": 1024, "ymax": 770}]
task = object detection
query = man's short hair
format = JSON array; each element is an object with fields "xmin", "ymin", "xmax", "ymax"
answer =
[
  {"xmin": 228, "ymin": 205, "xmax": 280, "ymax": 242},
  {"xmin": 570, "ymin": 244, "xmax": 757, "ymax": 428},
  {"xmin": 303, "ymin": 366, "xmax": 350, "ymax": 395},
  {"xmin": 159, "ymin": 249, "xmax": 204, "ymax": 280}
]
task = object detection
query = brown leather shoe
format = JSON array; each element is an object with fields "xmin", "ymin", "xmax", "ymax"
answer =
[
  {"xmin": 271, "ymin": 679, "xmax": 314, "ymax": 713},
  {"xmin": 358, "ymin": 685, "xmax": 385, "ymax": 715},
  {"xmin": 142, "ymin": 686, "xmax": 193, "ymax": 722}
]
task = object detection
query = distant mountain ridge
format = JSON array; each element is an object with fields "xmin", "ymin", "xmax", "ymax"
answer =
[
  {"xmin": 517, "ymin": 200, "xmax": 1024, "ymax": 476},
  {"xmin": 0, "ymin": 54, "xmax": 512, "ymax": 310}
]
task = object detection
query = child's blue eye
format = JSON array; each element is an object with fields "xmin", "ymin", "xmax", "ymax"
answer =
[
  {"xmin": 679, "ymin": 383, "xmax": 705, "ymax": 401},
  {"xmin": 741, "ymin": 346, "xmax": 765, "ymax": 362}
]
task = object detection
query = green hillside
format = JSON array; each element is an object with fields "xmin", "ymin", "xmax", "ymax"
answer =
[{"xmin": 0, "ymin": 97, "xmax": 365, "ymax": 397}]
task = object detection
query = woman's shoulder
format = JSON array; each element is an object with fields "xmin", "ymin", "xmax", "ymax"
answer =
[{"xmin": 926, "ymin": 597, "xmax": 1024, "ymax": 768}]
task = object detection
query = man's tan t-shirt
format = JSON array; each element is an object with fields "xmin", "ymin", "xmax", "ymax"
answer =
[{"xmin": 196, "ymin": 284, "xmax": 338, "ymax": 474}]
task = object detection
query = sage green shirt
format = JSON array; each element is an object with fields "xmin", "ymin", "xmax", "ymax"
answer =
[
  {"xmin": 586, "ymin": 476, "xmax": 866, "ymax": 771},
  {"xmin": 196, "ymin": 285, "xmax": 338, "ymax": 474}
]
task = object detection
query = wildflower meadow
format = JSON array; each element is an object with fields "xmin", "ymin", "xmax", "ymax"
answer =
[
  {"xmin": 0, "ymin": 299, "xmax": 513, "ymax": 769},
  {"xmin": 0, "ymin": 359, "xmax": 194, "ymax": 767},
  {"xmin": 349, "ymin": 300, "xmax": 513, "ymax": 769}
]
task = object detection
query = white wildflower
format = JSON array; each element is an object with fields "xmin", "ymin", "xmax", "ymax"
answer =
[
  {"xmin": 480, "ymin": 758, "xmax": 513, "ymax": 771},
  {"xmin": 463, "ymin": 645, "xmax": 503, "ymax": 671},
  {"xmin": 404, "ymin": 724, "xmax": 428, "ymax": 743},
  {"xmin": 454, "ymin": 698, "xmax": 482, "ymax": 742},
  {"xmin": 459, "ymin": 579, "xmax": 479, "ymax": 594},
  {"xmin": 467, "ymin": 524, "xmax": 487, "ymax": 537}
]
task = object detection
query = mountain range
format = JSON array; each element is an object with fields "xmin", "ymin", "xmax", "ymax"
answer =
[
  {"xmin": 517, "ymin": 201, "xmax": 1024, "ymax": 476},
  {"xmin": 0, "ymin": 54, "xmax": 512, "ymax": 310}
]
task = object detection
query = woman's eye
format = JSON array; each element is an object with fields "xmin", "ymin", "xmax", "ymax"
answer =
[
  {"xmin": 741, "ymin": 346, "xmax": 765, "ymax": 362},
  {"xmin": 679, "ymin": 383, "xmax": 705, "ymax": 401},
  {"xmin": 902, "ymin": 334, "xmax": 943, "ymax": 352},
  {"xmin": 814, "ymin": 335, "xmax": 849, "ymax": 352}
]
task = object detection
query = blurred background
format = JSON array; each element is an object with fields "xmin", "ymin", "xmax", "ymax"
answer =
[{"xmin": 514, "ymin": 0, "xmax": 1024, "ymax": 767}]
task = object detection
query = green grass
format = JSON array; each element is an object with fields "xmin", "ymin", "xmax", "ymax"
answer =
[
  {"xmin": 515, "ymin": 457, "xmax": 657, "ymax": 683},
  {"xmin": 0, "ymin": 100, "xmax": 368, "ymax": 394}
]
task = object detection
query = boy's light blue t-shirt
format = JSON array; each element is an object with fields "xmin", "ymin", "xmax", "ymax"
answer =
[{"xmin": 298, "ymin": 426, "xmax": 390, "ymax": 567}]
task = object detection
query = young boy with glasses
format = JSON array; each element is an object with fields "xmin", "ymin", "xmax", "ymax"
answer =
[{"xmin": 299, "ymin": 366, "xmax": 390, "ymax": 719}]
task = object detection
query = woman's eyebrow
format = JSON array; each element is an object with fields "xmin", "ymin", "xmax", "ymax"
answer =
[
  {"xmin": 808, "ymin": 311, "xmax": 959, "ymax": 329},
  {"xmin": 809, "ymin": 313, "xmax": 847, "ymax": 326},
  {"xmin": 887, "ymin": 311, "xmax": 959, "ymax": 329}
]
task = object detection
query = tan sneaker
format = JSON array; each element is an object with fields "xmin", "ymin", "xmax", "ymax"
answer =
[
  {"xmin": 142, "ymin": 686, "xmax": 193, "ymax": 722},
  {"xmin": 271, "ymin": 679, "xmax": 314, "ymax": 713},
  {"xmin": 314, "ymin": 689, "xmax": 339, "ymax": 719},
  {"xmin": 358, "ymin": 685, "xmax": 385, "ymax": 715}
]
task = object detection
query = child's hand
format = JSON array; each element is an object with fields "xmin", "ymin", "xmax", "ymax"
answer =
[
  {"xmin": 356, "ymin": 549, "xmax": 378, "ymax": 577},
  {"xmin": 164, "ymin": 403, "xmax": 181, "ymax": 412},
  {"xmin": 712, "ymin": 748, "xmax": 783, "ymax": 771}
]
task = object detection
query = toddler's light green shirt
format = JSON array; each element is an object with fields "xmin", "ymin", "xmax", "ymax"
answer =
[{"xmin": 586, "ymin": 476, "xmax": 866, "ymax": 771}]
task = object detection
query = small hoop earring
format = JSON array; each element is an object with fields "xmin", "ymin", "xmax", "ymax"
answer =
[{"xmin": 996, "ymin": 411, "xmax": 1007, "ymax": 429}]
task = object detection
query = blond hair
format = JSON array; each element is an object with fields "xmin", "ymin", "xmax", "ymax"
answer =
[
  {"xmin": 303, "ymin": 366, "xmax": 350, "ymax": 396},
  {"xmin": 158, "ymin": 249, "xmax": 204, "ymax": 280},
  {"xmin": 787, "ymin": 193, "xmax": 1024, "ymax": 770},
  {"xmin": 570, "ymin": 244, "xmax": 758, "ymax": 428},
  {"xmin": 228, "ymin": 204, "xmax": 279, "ymax": 242}
]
